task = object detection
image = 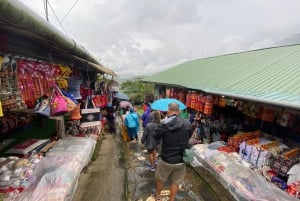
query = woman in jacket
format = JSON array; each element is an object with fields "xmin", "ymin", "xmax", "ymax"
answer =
[{"xmin": 141, "ymin": 111, "xmax": 161, "ymax": 171}]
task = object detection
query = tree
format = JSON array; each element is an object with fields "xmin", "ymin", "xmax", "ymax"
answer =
[{"xmin": 121, "ymin": 77, "xmax": 154, "ymax": 105}]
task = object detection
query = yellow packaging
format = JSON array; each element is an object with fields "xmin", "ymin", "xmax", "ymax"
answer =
[{"xmin": 0, "ymin": 100, "xmax": 3, "ymax": 117}]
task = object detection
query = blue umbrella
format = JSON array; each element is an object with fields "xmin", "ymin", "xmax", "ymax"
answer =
[
  {"xmin": 114, "ymin": 92, "xmax": 129, "ymax": 100},
  {"xmin": 151, "ymin": 98, "xmax": 186, "ymax": 111}
]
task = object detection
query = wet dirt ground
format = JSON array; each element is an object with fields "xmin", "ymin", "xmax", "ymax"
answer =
[
  {"xmin": 72, "ymin": 132, "xmax": 126, "ymax": 201},
  {"xmin": 125, "ymin": 135, "xmax": 235, "ymax": 201},
  {"xmin": 72, "ymin": 118, "xmax": 235, "ymax": 201}
]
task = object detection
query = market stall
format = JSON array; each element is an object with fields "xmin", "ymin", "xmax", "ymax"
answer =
[
  {"xmin": 0, "ymin": 56, "xmax": 112, "ymax": 200},
  {"xmin": 0, "ymin": 1, "xmax": 120, "ymax": 200},
  {"xmin": 163, "ymin": 86, "xmax": 300, "ymax": 200}
]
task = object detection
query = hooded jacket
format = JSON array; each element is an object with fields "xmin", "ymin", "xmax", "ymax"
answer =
[
  {"xmin": 154, "ymin": 115, "xmax": 192, "ymax": 164},
  {"xmin": 124, "ymin": 109, "xmax": 139, "ymax": 129},
  {"xmin": 141, "ymin": 112, "xmax": 160, "ymax": 151}
]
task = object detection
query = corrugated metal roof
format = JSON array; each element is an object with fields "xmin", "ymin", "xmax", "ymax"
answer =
[
  {"xmin": 143, "ymin": 45, "xmax": 300, "ymax": 109},
  {"xmin": 0, "ymin": 0, "xmax": 117, "ymax": 76}
]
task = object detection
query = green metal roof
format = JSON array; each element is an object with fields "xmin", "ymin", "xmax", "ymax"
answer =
[{"xmin": 143, "ymin": 44, "xmax": 300, "ymax": 109}]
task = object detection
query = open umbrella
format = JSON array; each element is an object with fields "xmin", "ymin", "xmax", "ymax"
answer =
[
  {"xmin": 114, "ymin": 92, "xmax": 129, "ymax": 100},
  {"xmin": 151, "ymin": 98, "xmax": 186, "ymax": 111},
  {"xmin": 119, "ymin": 100, "xmax": 132, "ymax": 108}
]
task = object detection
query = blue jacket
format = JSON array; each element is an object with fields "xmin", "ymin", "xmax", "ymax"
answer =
[
  {"xmin": 125, "ymin": 110, "xmax": 139, "ymax": 129},
  {"xmin": 141, "ymin": 107, "xmax": 151, "ymax": 127}
]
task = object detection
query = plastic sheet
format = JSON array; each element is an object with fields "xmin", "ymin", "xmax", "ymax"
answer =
[
  {"xmin": 46, "ymin": 137, "xmax": 95, "ymax": 170},
  {"xmin": 14, "ymin": 137, "xmax": 96, "ymax": 201},
  {"xmin": 191, "ymin": 144, "xmax": 299, "ymax": 201}
]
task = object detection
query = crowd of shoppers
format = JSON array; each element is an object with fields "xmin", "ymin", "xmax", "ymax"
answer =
[{"xmin": 118, "ymin": 102, "xmax": 193, "ymax": 201}]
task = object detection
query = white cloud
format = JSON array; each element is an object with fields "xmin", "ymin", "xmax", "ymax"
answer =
[{"xmin": 19, "ymin": 0, "xmax": 300, "ymax": 78}]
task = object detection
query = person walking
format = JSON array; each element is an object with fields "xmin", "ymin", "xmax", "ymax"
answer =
[
  {"xmin": 106, "ymin": 106, "xmax": 116, "ymax": 134},
  {"xmin": 141, "ymin": 106, "xmax": 151, "ymax": 128},
  {"xmin": 124, "ymin": 107, "xmax": 140, "ymax": 141},
  {"xmin": 141, "ymin": 111, "xmax": 161, "ymax": 171},
  {"xmin": 153, "ymin": 103, "xmax": 192, "ymax": 201}
]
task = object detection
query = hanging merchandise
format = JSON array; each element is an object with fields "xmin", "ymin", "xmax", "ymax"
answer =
[
  {"xmin": 169, "ymin": 88, "xmax": 174, "ymax": 98},
  {"xmin": 165, "ymin": 88, "xmax": 171, "ymax": 98},
  {"xmin": 61, "ymin": 89, "xmax": 78, "ymax": 105},
  {"xmin": 189, "ymin": 92, "xmax": 197, "ymax": 111},
  {"xmin": 203, "ymin": 95, "xmax": 213, "ymax": 115},
  {"xmin": 195, "ymin": 93, "xmax": 204, "ymax": 112},
  {"xmin": 218, "ymin": 96, "xmax": 226, "ymax": 107},
  {"xmin": 34, "ymin": 94, "xmax": 51, "ymax": 116},
  {"xmin": 80, "ymin": 81, "xmax": 93, "ymax": 101},
  {"xmin": 67, "ymin": 78, "xmax": 82, "ymax": 99},
  {"xmin": 70, "ymin": 103, "xmax": 82, "ymax": 120},
  {"xmin": 17, "ymin": 59, "xmax": 56, "ymax": 108},
  {"xmin": 234, "ymin": 101, "xmax": 244, "ymax": 111},
  {"xmin": 56, "ymin": 78, "xmax": 68, "ymax": 89},
  {"xmin": 185, "ymin": 91, "xmax": 191, "ymax": 108},
  {"xmin": 259, "ymin": 107, "xmax": 278, "ymax": 123},
  {"xmin": 64, "ymin": 96, "xmax": 76, "ymax": 113},
  {"xmin": 92, "ymin": 94, "xmax": 107, "ymax": 108},
  {"xmin": 277, "ymin": 111, "xmax": 294, "ymax": 127},
  {"xmin": 243, "ymin": 103, "xmax": 260, "ymax": 118},
  {"xmin": 0, "ymin": 55, "xmax": 3, "ymax": 70},
  {"xmin": 80, "ymin": 96, "xmax": 100, "ymax": 127},
  {"xmin": 0, "ymin": 100, "xmax": 3, "ymax": 117},
  {"xmin": 50, "ymin": 86, "xmax": 69, "ymax": 116},
  {"xmin": 59, "ymin": 65, "xmax": 72, "ymax": 78},
  {"xmin": 1, "ymin": 55, "xmax": 9, "ymax": 71},
  {"xmin": 56, "ymin": 65, "xmax": 72, "ymax": 89},
  {"xmin": 225, "ymin": 98, "xmax": 235, "ymax": 107},
  {"xmin": 177, "ymin": 90, "xmax": 186, "ymax": 104}
]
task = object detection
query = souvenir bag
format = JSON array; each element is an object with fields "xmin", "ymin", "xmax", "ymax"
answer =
[
  {"xmin": 61, "ymin": 89, "xmax": 78, "ymax": 105},
  {"xmin": 34, "ymin": 95, "xmax": 51, "ymax": 116},
  {"xmin": 50, "ymin": 86, "xmax": 68, "ymax": 116},
  {"xmin": 92, "ymin": 94, "xmax": 107, "ymax": 108},
  {"xmin": 92, "ymin": 89, "xmax": 107, "ymax": 108},
  {"xmin": 67, "ymin": 78, "xmax": 82, "ymax": 99},
  {"xmin": 179, "ymin": 129, "xmax": 194, "ymax": 165},
  {"xmin": 183, "ymin": 148, "xmax": 194, "ymax": 165},
  {"xmin": 80, "ymin": 96, "xmax": 100, "ymax": 127},
  {"xmin": 64, "ymin": 95, "xmax": 77, "ymax": 112}
]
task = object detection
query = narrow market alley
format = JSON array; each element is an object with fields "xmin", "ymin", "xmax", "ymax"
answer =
[
  {"xmin": 72, "ymin": 117, "xmax": 235, "ymax": 201},
  {"xmin": 72, "ymin": 132, "xmax": 126, "ymax": 201}
]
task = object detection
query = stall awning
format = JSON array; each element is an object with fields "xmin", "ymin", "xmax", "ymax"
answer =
[
  {"xmin": 73, "ymin": 56, "xmax": 117, "ymax": 76},
  {"xmin": 143, "ymin": 44, "xmax": 300, "ymax": 110},
  {"xmin": 0, "ymin": 0, "xmax": 118, "ymax": 76}
]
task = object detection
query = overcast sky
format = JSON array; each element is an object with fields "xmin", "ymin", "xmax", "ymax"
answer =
[{"xmin": 19, "ymin": 0, "xmax": 300, "ymax": 78}]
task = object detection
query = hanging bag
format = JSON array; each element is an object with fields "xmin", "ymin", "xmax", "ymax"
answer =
[
  {"xmin": 34, "ymin": 95, "xmax": 51, "ymax": 116},
  {"xmin": 92, "ymin": 95, "xmax": 107, "ymax": 108},
  {"xmin": 33, "ymin": 88, "xmax": 53, "ymax": 116},
  {"xmin": 80, "ymin": 96, "xmax": 100, "ymax": 127},
  {"xmin": 50, "ymin": 86, "xmax": 68, "ymax": 116},
  {"xmin": 59, "ymin": 85, "xmax": 77, "ymax": 113}
]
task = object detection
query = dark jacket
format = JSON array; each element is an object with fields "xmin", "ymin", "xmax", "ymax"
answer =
[
  {"xmin": 141, "ymin": 107, "xmax": 151, "ymax": 127},
  {"xmin": 141, "ymin": 113, "xmax": 160, "ymax": 151},
  {"xmin": 154, "ymin": 115, "xmax": 192, "ymax": 164}
]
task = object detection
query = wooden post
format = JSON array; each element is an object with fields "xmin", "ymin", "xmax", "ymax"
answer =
[{"xmin": 49, "ymin": 116, "xmax": 65, "ymax": 139}]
